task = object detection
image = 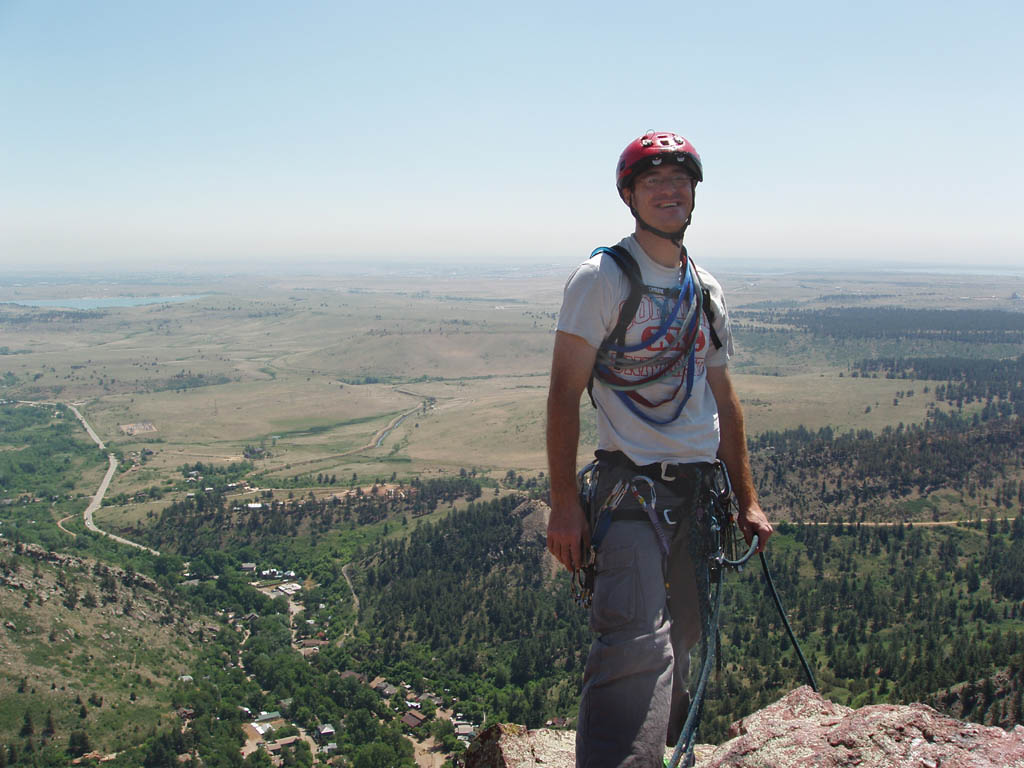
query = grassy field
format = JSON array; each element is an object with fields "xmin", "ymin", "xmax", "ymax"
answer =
[{"xmin": 2, "ymin": 266, "xmax": 1022, "ymax": 514}]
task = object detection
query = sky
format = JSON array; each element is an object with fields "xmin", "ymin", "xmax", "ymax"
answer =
[{"xmin": 1, "ymin": 0, "xmax": 1022, "ymax": 274}]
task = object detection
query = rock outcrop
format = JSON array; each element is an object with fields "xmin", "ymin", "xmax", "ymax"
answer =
[{"xmin": 464, "ymin": 687, "xmax": 1024, "ymax": 768}]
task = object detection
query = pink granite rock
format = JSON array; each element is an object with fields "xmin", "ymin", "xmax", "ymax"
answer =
[
  {"xmin": 705, "ymin": 686, "xmax": 1024, "ymax": 768},
  {"xmin": 464, "ymin": 687, "xmax": 1024, "ymax": 768}
]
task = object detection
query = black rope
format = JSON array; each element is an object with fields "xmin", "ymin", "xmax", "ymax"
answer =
[
  {"xmin": 759, "ymin": 551, "xmax": 818, "ymax": 692},
  {"xmin": 666, "ymin": 540, "xmax": 817, "ymax": 768}
]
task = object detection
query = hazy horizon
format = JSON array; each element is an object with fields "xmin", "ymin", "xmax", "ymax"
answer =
[
  {"xmin": 2, "ymin": 1, "xmax": 1021, "ymax": 274},
  {"xmin": 2, "ymin": 253, "xmax": 1024, "ymax": 288}
]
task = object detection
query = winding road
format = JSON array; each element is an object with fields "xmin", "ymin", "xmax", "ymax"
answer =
[{"xmin": 64, "ymin": 402, "xmax": 160, "ymax": 556}]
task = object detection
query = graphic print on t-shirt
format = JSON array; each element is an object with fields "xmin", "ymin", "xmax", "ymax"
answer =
[{"xmin": 617, "ymin": 287, "xmax": 708, "ymax": 387}]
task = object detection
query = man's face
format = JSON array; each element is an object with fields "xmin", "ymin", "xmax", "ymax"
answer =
[{"xmin": 624, "ymin": 165, "xmax": 695, "ymax": 231}]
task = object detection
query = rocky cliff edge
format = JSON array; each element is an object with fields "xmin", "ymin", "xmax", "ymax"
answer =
[{"xmin": 463, "ymin": 686, "xmax": 1024, "ymax": 768}]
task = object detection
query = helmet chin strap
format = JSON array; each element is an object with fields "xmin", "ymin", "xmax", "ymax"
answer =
[{"xmin": 630, "ymin": 203, "xmax": 690, "ymax": 247}]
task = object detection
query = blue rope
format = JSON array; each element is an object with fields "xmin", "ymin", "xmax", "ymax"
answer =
[{"xmin": 591, "ymin": 257, "xmax": 704, "ymax": 426}]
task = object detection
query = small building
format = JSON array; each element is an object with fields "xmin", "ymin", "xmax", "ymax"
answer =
[
  {"xmin": 316, "ymin": 724, "xmax": 336, "ymax": 743},
  {"xmin": 266, "ymin": 735, "xmax": 300, "ymax": 755},
  {"xmin": 401, "ymin": 711, "xmax": 427, "ymax": 730},
  {"xmin": 251, "ymin": 722, "xmax": 273, "ymax": 737}
]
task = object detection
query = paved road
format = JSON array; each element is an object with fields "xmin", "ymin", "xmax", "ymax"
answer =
[
  {"xmin": 66, "ymin": 402, "xmax": 105, "ymax": 450},
  {"xmin": 64, "ymin": 402, "xmax": 160, "ymax": 556}
]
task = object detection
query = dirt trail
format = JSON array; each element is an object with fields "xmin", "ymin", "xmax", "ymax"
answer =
[{"xmin": 341, "ymin": 562, "xmax": 360, "ymax": 633}]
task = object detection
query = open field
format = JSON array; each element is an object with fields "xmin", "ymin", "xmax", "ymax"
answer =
[{"xmin": 3, "ymin": 266, "xmax": 1022, "ymax": 508}]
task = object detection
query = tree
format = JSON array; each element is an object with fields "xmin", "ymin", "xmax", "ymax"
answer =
[
  {"xmin": 68, "ymin": 730, "xmax": 92, "ymax": 758},
  {"xmin": 43, "ymin": 710, "xmax": 55, "ymax": 739},
  {"xmin": 354, "ymin": 742, "xmax": 397, "ymax": 768},
  {"xmin": 244, "ymin": 749, "xmax": 273, "ymax": 767},
  {"xmin": 19, "ymin": 711, "xmax": 34, "ymax": 737}
]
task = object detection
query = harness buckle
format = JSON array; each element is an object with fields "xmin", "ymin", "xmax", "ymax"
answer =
[{"xmin": 660, "ymin": 462, "xmax": 677, "ymax": 483}]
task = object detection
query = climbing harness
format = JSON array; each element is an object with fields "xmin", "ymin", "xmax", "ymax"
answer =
[{"xmin": 572, "ymin": 459, "xmax": 817, "ymax": 768}]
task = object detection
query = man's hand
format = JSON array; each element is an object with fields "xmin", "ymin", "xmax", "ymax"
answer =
[
  {"xmin": 547, "ymin": 497, "xmax": 590, "ymax": 572},
  {"xmin": 737, "ymin": 503, "xmax": 773, "ymax": 554},
  {"xmin": 707, "ymin": 365, "xmax": 772, "ymax": 554}
]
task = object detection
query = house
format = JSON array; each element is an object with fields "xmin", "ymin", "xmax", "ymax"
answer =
[
  {"xmin": 266, "ymin": 736, "xmax": 300, "ymax": 755},
  {"xmin": 316, "ymin": 724, "xmax": 336, "ymax": 743},
  {"xmin": 241, "ymin": 563, "xmax": 257, "ymax": 572},
  {"xmin": 251, "ymin": 722, "xmax": 273, "ymax": 737},
  {"xmin": 401, "ymin": 710, "xmax": 427, "ymax": 729}
]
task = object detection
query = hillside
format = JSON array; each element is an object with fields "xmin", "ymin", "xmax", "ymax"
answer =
[{"xmin": 0, "ymin": 540, "xmax": 206, "ymax": 759}]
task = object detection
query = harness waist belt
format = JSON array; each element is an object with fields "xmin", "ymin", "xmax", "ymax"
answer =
[{"xmin": 595, "ymin": 449, "xmax": 711, "ymax": 497}]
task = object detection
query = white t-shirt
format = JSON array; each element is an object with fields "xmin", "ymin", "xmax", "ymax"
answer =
[{"xmin": 557, "ymin": 235, "xmax": 733, "ymax": 466}]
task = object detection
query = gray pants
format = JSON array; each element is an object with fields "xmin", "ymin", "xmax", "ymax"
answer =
[{"xmin": 576, "ymin": 484, "xmax": 703, "ymax": 767}]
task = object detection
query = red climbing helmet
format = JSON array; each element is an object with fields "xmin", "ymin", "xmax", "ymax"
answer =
[{"xmin": 616, "ymin": 131, "xmax": 703, "ymax": 195}]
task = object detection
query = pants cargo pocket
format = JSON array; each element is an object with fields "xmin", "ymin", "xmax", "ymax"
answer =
[{"xmin": 590, "ymin": 544, "xmax": 640, "ymax": 634}]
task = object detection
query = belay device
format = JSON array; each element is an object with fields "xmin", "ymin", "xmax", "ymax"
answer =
[{"xmin": 573, "ymin": 460, "xmax": 817, "ymax": 768}]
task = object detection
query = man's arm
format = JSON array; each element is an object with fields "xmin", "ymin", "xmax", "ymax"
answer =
[
  {"xmin": 706, "ymin": 364, "xmax": 773, "ymax": 553},
  {"xmin": 546, "ymin": 331, "xmax": 599, "ymax": 572}
]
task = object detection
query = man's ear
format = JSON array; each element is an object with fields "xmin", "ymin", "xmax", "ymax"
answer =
[{"xmin": 620, "ymin": 186, "xmax": 633, "ymax": 207}]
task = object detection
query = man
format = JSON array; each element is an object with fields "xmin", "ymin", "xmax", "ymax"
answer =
[{"xmin": 546, "ymin": 131, "xmax": 773, "ymax": 767}]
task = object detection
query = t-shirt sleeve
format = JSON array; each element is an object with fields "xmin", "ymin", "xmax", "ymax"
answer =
[
  {"xmin": 700, "ymin": 269, "xmax": 733, "ymax": 368},
  {"xmin": 556, "ymin": 259, "xmax": 622, "ymax": 350}
]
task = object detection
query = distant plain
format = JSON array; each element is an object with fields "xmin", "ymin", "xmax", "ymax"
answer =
[{"xmin": 2, "ymin": 265, "xmax": 1022, "ymax": 523}]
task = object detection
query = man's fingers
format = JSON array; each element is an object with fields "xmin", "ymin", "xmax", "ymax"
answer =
[{"xmin": 547, "ymin": 535, "xmax": 577, "ymax": 572}]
